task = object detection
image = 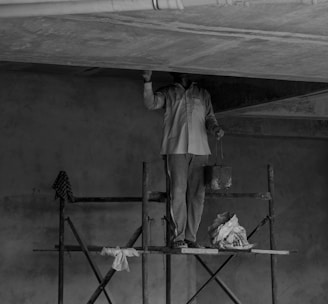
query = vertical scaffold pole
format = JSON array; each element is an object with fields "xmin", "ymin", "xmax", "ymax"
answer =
[
  {"xmin": 142, "ymin": 162, "xmax": 150, "ymax": 304},
  {"xmin": 58, "ymin": 198, "xmax": 65, "ymax": 304},
  {"xmin": 165, "ymin": 158, "xmax": 171, "ymax": 304},
  {"xmin": 268, "ymin": 164, "xmax": 277, "ymax": 304}
]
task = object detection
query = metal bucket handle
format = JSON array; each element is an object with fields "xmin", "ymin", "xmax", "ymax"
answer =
[
  {"xmin": 205, "ymin": 138, "xmax": 232, "ymax": 190},
  {"xmin": 215, "ymin": 138, "xmax": 224, "ymax": 165}
]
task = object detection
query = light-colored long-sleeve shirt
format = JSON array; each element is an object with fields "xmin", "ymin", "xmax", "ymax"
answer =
[{"xmin": 144, "ymin": 81, "xmax": 220, "ymax": 155}]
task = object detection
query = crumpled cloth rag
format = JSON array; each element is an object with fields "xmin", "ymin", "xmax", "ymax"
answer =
[
  {"xmin": 100, "ymin": 247, "xmax": 140, "ymax": 272},
  {"xmin": 208, "ymin": 212, "xmax": 254, "ymax": 250}
]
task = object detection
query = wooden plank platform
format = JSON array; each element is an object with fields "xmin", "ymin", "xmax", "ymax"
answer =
[
  {"xmin": 37, "ymin": 245, "xmax": 291, "ymax": 256},
  {"xmin": 181, "ymin": 248, "xmax": 290, "ymax": 255}
]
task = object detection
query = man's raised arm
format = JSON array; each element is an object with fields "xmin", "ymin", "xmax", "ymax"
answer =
[{"xmin": 142, "ymin": 70, "xmax": 165, "ymax": 110}]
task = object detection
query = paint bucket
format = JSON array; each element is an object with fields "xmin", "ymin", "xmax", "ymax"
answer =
[{"xmin": 205, "ymin": 140, "xmax": 232, "ymax": 191}]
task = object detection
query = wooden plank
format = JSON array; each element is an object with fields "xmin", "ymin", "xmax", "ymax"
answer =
[
  {"xmin": 182, "ymin": 248, "xmax": 289, "ymax": 255},
  {"xmin": 181, "ymin": 248, "xmax": 219, "ymax": 254},
  {"xmin": 251, "ymin": 249, "xmax": 289, "ymax": 255},
  {"xmin": 52, "ymin": 245, "xmax": 290, "ymax": 255}
]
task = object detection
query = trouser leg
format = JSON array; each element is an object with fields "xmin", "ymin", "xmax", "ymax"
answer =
[
  {"xmin": 166, "ymin": 154, "xmax": 189, "ymax": 242},
  {"xmin": 185, "ymin": 154, "xmax": 208, "ymax": 242}
]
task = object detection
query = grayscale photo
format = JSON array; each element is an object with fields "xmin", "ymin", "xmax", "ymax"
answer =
[{"xmin": 1, "ymin": 1, "xmax": 328, "ymax": 304}]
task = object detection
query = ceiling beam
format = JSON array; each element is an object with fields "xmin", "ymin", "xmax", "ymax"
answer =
[
  {"xmin": 218, "ymin": 116, "xmax": 328, "ymax": 139},
  {"xmin": 217, "ymin": 90, "xmax": 328, "ymax": 118},
  {"xmin": 1, "ymin": 3, "xmax": 328, "ymax": 82}
]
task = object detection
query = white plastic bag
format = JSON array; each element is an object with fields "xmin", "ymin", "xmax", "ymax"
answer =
[{"xmin": 208, "ymin": 212, "xmax": 254, "ymax": 250}]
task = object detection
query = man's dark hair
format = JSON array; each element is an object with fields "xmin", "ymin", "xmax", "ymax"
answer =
[{"xmin": 169, "ymin": 72, "xmax": 188, "ymax": 81}]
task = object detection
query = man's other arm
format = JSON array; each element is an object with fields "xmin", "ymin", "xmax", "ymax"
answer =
[{"xmin": 204, "ymin": 90, "xmax": 224, "ymax": 140}]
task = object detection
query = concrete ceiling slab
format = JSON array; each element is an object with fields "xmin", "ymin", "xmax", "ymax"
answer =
[{"xmin": 1, "ymin": 3, "xmax": 328, "ymax": 82}]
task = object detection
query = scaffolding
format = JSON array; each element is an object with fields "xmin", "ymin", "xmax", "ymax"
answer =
[{"xmin": 43, "ymin": 162, "xmax": 290, "ymax": 304}]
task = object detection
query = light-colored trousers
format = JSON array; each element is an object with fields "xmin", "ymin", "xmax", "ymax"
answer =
[{"xmin": 165, "ymin": 154, "xmax": 208, "ymax": 243}]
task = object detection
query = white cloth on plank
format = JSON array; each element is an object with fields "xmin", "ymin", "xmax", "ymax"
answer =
[{"xmin": 100, "ymin": 247, "xmax": 139, "ymax": 272}]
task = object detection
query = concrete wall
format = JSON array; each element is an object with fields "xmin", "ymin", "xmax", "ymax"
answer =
[
  {"xmin": 198, "ymin": 135, "xmax": 328, "ymax": 304},
  {"xmin": 0, "ymin": 70, "xmax": 194, "ymax": 304},
  {"xmin": 0, "ymin": 70, "xmax": 327, "ymax": 304}
]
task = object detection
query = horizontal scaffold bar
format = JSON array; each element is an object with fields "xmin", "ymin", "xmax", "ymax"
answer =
[
  {"xmin": 206, "ymin": 192, "xmax": 272, "ymax": 200},
  {"xmin": 73, "ymin": 191, "xmax": 166, "ymax": 203},
  {"xmin": 71, "ymin": 191, "xmax": 272, "ymax": 203},
  {"xmin": 49, "ymin": 245, "xmax": 290, "ymax": 256}
]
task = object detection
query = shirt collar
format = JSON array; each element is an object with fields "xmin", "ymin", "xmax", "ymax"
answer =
[{"xmin": 174, "ymin": 81, "xmax": 197, "ymax": 90}]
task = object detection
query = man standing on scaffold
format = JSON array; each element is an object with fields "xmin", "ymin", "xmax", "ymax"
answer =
[{"xmin": 142, "ymin": 70, "xmax": 224, "ymax": 249}]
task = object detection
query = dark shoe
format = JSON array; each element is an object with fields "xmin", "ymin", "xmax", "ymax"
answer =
[
  {"xmin": 185, "ymin": 240, "xmax": 205, "ymax": 249},
  {"xmin": 172, "ymin": 240, "xmax": 188, "ymax": 249}
]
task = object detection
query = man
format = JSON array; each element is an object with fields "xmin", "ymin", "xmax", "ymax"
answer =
[{"xmin": 143, "ymin": 70, "xmax": 224, "ymax": 248}]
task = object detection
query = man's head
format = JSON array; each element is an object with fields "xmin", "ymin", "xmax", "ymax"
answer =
[{"xmin": 170, "ymin": 72, "xmax": 191, "ymax": 88}]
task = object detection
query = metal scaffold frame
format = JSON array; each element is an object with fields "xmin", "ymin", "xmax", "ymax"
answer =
[{"xmin": 39, "ymin": 162, "xmax": 290, "ymax": 304}]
